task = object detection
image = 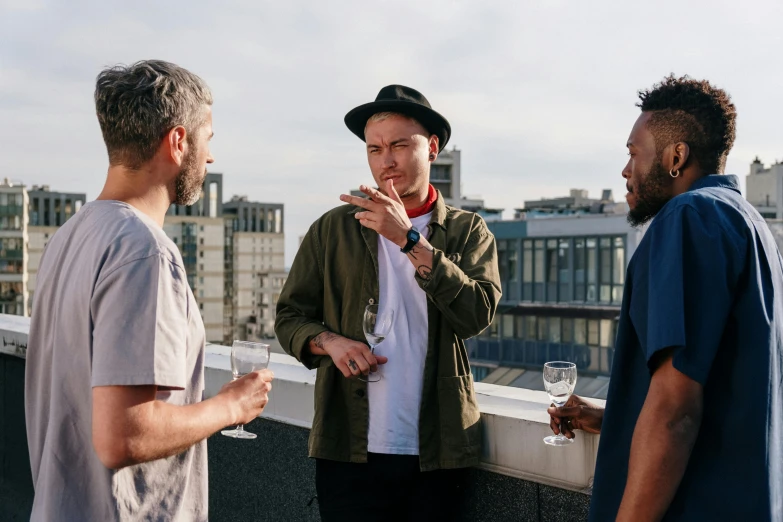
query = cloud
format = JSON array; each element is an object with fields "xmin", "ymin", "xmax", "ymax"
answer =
[{"xmin": 1, "ymin": 0, "xmax": 782, "ymax": 266}]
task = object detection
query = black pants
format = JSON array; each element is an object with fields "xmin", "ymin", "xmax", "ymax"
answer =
[{"xmin": 315, "ymin": 453, "xmax": 469, "ymax": 522}]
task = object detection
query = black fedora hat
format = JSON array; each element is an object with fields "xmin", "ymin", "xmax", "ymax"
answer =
[{"xmin": 344, "ymin": 85, "xmax": 451, "ymax": 151}]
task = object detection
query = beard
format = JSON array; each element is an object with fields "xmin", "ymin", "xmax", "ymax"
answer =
[
  {"xmin": 174, "ymin": 146, "xmax": 206, "ymax": 206},
  {"xmin": 627, "ymin": 157, "xmax": 675, "ymax": 228}
]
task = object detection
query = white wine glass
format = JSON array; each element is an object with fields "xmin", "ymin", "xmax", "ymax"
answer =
[
  {"xmin": 360, "ymin": 304, "xmax": 394, "ymax": 382},
  {"xmin": 543, "ymin": 361, "xmax": 577, "ymax": 446},
  {"xmin": 221, "ymin": 341, "xmax": 270, "ymax": 440}
]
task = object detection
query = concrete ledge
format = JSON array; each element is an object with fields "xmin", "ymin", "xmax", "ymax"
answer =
[
  {"xmin": 204, "ymin": 345, "xmax": 603, "ymax": 493},
  {"xmin": 3, "ymin": 314, "xmax": 602, "ymax": 499}
]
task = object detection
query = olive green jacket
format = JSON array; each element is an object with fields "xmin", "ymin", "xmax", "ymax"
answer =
[{"xmin": 274, "ymin": 193, "xmax": 501, "ymax": 471}]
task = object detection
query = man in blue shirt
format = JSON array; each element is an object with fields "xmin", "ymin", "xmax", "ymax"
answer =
[{"xmin": 549, "ymin": 75, "xmax": 783, "ymax": 521}]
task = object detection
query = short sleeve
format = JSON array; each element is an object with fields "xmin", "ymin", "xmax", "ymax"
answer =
[
  {"xmin": 90, "ymin": 254, "xmax": 190, "ymax": 389},
  {"xmin": 640, "ymin": 204, "xmax": 742, "ymax": 385}
]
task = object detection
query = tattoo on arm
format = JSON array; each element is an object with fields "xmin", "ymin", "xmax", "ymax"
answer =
[
  {"xmin": 406, "ymin": 244, "xmax": 434, "ymax": 261},
  {"xmin": 312, "ymin": 331, "xmax": 338, "ymax": 349},
  {"xmin": 416, "ymin": 265, "xmax": 433, "ymax": 280}
]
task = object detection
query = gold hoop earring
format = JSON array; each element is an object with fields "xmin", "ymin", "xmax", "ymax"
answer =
[{"xmin": 669, "ymin": 169, "xmax": 681, "ymax": 178}]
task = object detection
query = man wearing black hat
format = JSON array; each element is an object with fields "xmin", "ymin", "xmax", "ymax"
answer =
[{"xmin": 275, "ymin": 85, "xmax": 501, "ymax": 520}]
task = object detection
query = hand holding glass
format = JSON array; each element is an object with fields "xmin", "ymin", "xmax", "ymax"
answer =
[
  {"xmin": 221, "ymin": 341, "xmax": 271, "ymax": 440},
  {"xmin": 360, "ymin": 304, "xmax": 394, "ymax": 382},
  {"xmin": 543, "ymin": 361, "xmax": 577, "ymax": 446}
]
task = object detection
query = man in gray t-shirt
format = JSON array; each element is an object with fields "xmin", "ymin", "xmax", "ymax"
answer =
[{"xmin": 24, "ymin": 60, "xmax": 274, "ymax": 522}]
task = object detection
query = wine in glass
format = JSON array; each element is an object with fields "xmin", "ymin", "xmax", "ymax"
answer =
[
  {"xmin": 543, "ymin": 361, "xmax": 577, "ymax": 446},
  {"xmin": 360, "ymin": 304, "xmax": 394, "ymax": 382},
  {"xmin": 221, "ymin": 341, "xmax": 271, "ymax": 440}
]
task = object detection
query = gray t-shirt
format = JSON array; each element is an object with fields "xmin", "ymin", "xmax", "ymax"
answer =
[{"xmin": 25, "ymin": 200, "xmax": 208, "ymax": 522}]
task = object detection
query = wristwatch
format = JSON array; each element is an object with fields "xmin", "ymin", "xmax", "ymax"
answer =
[{"xmin": 400, "ymin": 226, "xmax": 421, "ymax": 254}]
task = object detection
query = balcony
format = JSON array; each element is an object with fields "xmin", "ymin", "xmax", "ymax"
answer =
[{"xmin": 0, "ymin": 315, "xmax": 601, "ymax": 521}]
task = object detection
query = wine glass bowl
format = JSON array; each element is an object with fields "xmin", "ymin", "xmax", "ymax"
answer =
[
  {"xmin": 543, "ymin": 361, "xmax": 577, "ymax": 446},
  {"xmin": 221, "ymin": 341, "xmax": 271, "ymax": 439},
  {"xmin": 360, "ymin": 304, "xmax": 394, "ymax": 382}
]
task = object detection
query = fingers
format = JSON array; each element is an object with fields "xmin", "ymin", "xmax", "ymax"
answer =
[
  {"xmin": 547, "ymin": 406, "xmax": 582, "ymax": 418},
  {"xmin": 385, "ymin": 179, "xmax": 403, "ymax": 204},
  {"xmin": 359, "ymin": 184, "xmax": 391, "ymax": 203},
  {"xmin": 340, "ymin": 193, "xmax": 380, "ymax": 210},
  {"xmin": 254, "ymin": 369, "xmax": 274, "ymax": 382},
  {"xmin": 561, "ymin": 419, "xmax": 575, "ymax": 439},
  {"xmin": 550, "ymin": 415, "xmax": 561, "ymax": 435}
]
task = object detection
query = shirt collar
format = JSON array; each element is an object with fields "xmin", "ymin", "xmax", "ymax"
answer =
[{"xmin": 687, "ymin": 174, "xmax": 741, "ymax": 194}]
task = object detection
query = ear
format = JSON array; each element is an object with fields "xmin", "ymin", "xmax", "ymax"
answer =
[
  {"xmin": 428, "ymin": 135, "xmax": 439, "ymax": 161},
  {"xmin": 166, "ymin": 125, "xmax": 187, "ymax": 166},
  {"xmin": 669, "ymin": 142, "xmax": 690, "ymax": 173}
]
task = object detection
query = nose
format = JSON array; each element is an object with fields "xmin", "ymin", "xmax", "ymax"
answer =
[
  {"xmin": 381, "ymin": 149, "xmax": 396, "ymax": 169},
  {"xmin": 207, "ymin": 152, "xmax": 215, "ymax": 164},
  {"xmin": 621, "ymin": 160, "xmax": 631, "ymax": 181}
]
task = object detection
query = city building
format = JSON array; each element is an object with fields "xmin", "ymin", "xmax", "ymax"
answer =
[
  {"xmin": 164, "ymin": 175, "xmax": 286, "ymax": 344},
  {"xmin": 27, "ymin": 186, "xmax": 87, "ymax": 314},
  {"xmin": 467, "ymin": 189, "xmax": 644, "ymax": 399},
  {"xmin": 223, "ymin": 197, "xmax": 285, "ymax": 342},
  {"xmin": 256, "ymin": 270, "xmax": 288, "ymax": 339},
  {"xmin": 164, "ymin": 173, "xmax": 226, "ymax": 343},
  {"xmin": 745, "ymin": 157, "xmax": 783, "ymax": 219},
  {"xmin": 0, "ymin": 179, "xmax": 28, "ymax": 316},
  {"xmin": 163, "ymin": 216, "xmax": 225, "ymax": 343},
  {"xmin": 745, "ymin": 157, "xmax": 783, "ymax": 251}
]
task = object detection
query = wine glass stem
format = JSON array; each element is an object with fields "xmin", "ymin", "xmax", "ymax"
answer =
[{"xmin": 237, "ymin": 424, "xmax": 244, "ymax": 432}]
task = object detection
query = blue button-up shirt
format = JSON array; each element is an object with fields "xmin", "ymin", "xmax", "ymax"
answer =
[{"xmin": 590, "ymin": 175, "xmax": 783, "ymax": 521}]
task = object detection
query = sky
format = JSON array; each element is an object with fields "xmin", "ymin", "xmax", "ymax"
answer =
[{"xmin": 2, "ymin": 0, "xmax": 782, "ymax": 266}]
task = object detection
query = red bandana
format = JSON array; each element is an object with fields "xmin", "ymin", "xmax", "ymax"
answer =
[{"xmin": 406, "ymin": 184, "xmax": 438, "ymax": 219}]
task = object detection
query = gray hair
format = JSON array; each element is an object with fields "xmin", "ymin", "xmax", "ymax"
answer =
[{"xmin": 94, "ymin": 60, "xmax": 213, "ymax": 169}]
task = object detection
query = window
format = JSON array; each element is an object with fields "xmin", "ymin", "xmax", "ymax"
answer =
[
  {"xmin": 199, "ymin": 251, "xmax": 204, "ymax": 258},
  {"xmin": 497, "ymin": 240, "xmax": 508, "ymax": 283},
  {"xmin": 561, "ymin": 318, "xmax": 574, "ymax": 343},
  {"xmin": 522, "ymin": 240, "xmax": 533, "ymax": 300},
  {"xmin": 574, "ymin": 318, "xmax": 586, "ymax": 345},
  {"xmin": 502, "ymin": 314, "xmax": 514, "ymax": 338},
  {"xmin": 599, "ymin": 238, "xmax": 612, "ymax": 302},
  {"xmin": 613, "ymin": 236, "xmax": 625, "ymax": 303},
  {"xmin": 574, "ymin": 238, "xmax": 586, "ymax": 301},
  {"xmin": 548, "ymin": 317, "xmax": 561, "ymax": 342},
  {"xmin": 600, "ymin": 319, "xmax": 613, "ymax": 347},
  {"xmin": 199, "ymin": 277, "xmax": 204, "ymax": 284},
  {"xmin": 537, "ymin": 316, "xmax": 547, "ymax": 341},
  {"xmin": 586, "ymin": 238, "xmax": 597, "ymax": 301},
  {"xmin": 508, "ymin": 245, "xmax": 518, "ymax": 283},
  {"xmin": 525, "ymin": 316, "xmax": 537, "ymax": 340},
  {"xmin": 558, "ymin": 239, "xmax": 571, "ymax": 302},
  {"xmin": 546, "ymin": 239, "xmax": 558, "ymax": 302},
  {"xmin": 200, "ymin": 238, "xmax": 204, "ymax": 245},
  {"xmin": 587, "ymin": 319, "xmax": 600, "ymax": 346},
  {"xmin": 534, "ymin": 240, "xmax": 544, "ymax": 301},
  {"xmin": 515, "ymin": 316, "xmax": 525, "ymax": 339}
]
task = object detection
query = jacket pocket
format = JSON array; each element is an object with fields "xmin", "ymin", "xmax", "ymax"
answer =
[{"xmin": 437, "ymin": 375, "xmax": 481, "ymax": 449}]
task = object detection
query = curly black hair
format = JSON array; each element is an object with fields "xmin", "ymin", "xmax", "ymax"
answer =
[{"xmin": 637, "ymin": 74, "xmax": 737, "ymax": 174}]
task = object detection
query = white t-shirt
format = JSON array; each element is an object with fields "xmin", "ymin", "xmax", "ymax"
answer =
[{"xmin": 368, "ymin": 212, "xmax": 432, "ymax": 455}]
